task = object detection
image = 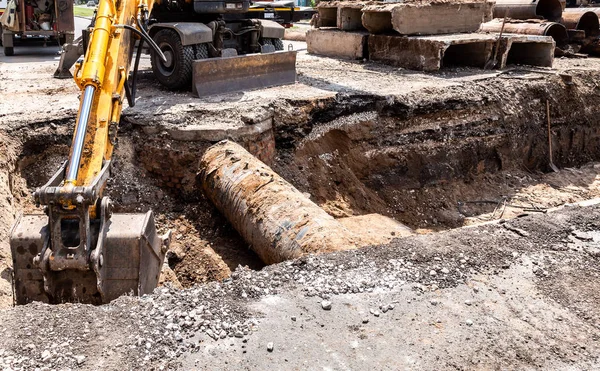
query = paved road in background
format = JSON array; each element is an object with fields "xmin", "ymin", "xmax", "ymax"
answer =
[{"xmin": 0, "ymin": 16, "xmax": 89, "ymax": 63}]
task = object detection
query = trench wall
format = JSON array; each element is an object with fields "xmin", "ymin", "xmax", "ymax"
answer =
[
  {"xmin": 115, "ymin": 71, "xmax": 600, "ymax": 208},
  {"xmin": 268, "ymin": 71, "xmax": 600, "ymax": 224}
]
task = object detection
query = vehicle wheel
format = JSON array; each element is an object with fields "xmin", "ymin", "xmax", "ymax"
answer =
[
  {"xmin": 4, "ymin": 46, "xmax": 14, "ymax": 56},
  {"xmin": 272, "ymin": 38, "xmax": 284, "ymax": 51},
  {"xmin": 192, "ymin": 43, "xmax": 208, "ymax": 60},
  {"xmin": 151, "ymin": 29, "xmax": 194, "ymax": 90},
  {"xmin": 264, "ymin": 38, "xmax": 284, "ymax": 51}
]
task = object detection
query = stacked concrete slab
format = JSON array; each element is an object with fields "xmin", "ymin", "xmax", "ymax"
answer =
[
  {"xmin": 368, "ymin": 33, "xmax": 554, "ymax": 70},
  {"xmin": 307, "ymin": 0, "xmax": 556, "ymax": 70}
]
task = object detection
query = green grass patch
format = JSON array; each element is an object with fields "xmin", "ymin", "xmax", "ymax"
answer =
[{"xmin": 73, "ymin": 6, "xmax": 95, "ymax": 18}]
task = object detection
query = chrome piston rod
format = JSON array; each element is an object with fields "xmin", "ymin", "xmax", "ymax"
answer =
[{"xmin": 65, "ymin": 85, "xmax": 96, "ymax": 183}]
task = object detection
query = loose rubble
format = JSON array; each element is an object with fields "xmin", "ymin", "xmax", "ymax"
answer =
[{"xmin": 0, "ymin": 190, "xmax": 598, "ymax": 369}]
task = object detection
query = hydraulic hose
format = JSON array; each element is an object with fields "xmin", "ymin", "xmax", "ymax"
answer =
[{"xmin": 122, "ymin": 24, "xmax": 166, "ymax": 63}]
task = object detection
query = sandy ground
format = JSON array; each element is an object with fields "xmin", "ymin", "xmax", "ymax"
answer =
[{"xmin": 2, "ymin": 40, "xmax": 600, "ymax": 369}]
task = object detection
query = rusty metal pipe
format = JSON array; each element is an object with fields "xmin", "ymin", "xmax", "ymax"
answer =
[
  {"xmin": 199, "ymin": 141, "xmax": 359, "ymax": 265},
  {"xmin": 481, "ymin": 19, "xmax": 568, "ymax": 46},
  {"xmin": 572, "ymin": 7, "xmax": 600, "ymax": 18},
  {"xmin": 493, "ymin": 0, "xmax": 563, "ymax": 22},
  {"xmin": 562, "ymin": 10, "xmax": 600, "ymax": 37}
]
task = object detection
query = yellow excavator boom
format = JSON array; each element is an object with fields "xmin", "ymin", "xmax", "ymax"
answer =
[
  {"xmin": 70, "ymin": 0, "xmax": 153, "ymax": 187},
  {"xmin": 11, "ymin": 0, "xmax": 299, "ymax": 305},
  {"xmin": 9, "ymin": 0, "xmax": 169, "ymax": 305}
]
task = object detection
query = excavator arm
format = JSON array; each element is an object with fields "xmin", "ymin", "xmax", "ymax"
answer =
[
  {"xmin": 70, "ymin": 0, "xmax": 157, "ymax": 186},
  {"xmin": 9, "ymin": 0, "xmax": 170, "ymax": 305}
]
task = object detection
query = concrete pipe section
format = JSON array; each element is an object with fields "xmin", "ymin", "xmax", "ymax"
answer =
[
  {"xmin": 562, "ymin": 10, "xmax": 600, "ymax": 37},
  {"xmin": 493, "ymin": 0, "xmax": 563, "ymax": 21},
  {"xmin": 481, "ymin": 19, "xmax": 569, "ymax": 47},
  {"xmin": 199, "ymin": 141, "xmax": 361, "ymax": 264}
]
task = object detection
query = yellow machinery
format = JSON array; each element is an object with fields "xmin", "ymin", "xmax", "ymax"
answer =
[
  {"xmin": 10, "ymin": 0, "xmax": 297, "ymax": 304},
  {"xmin": 9, "ymin": 0, "xmax": 170, "ymax": 304}
]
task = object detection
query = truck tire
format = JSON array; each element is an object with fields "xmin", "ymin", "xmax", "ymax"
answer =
[
  {"xmin": 151, "ymin": 29, "xmax": 194, "ymax": 90},
  {"xmin": 272, "ymin": 38, "xmax": 284, "ymax": 51},
  {"xmin": 4, "ymin": 46, "xmax": 14, "ymax": 56},
  {"xmin": 264, "ymin": 38, "xmax": 284, "ymax": 51},
  {"xmin": 193, "ymin": 43, "xmax": 208, "ymax": 60}
]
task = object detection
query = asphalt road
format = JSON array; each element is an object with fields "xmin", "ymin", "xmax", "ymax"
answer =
[{"xmin": 0, "ymin": 16, "xmax": 89, "ymax": 63}]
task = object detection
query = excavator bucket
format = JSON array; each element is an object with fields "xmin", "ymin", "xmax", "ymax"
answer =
[
  {"xmin": 10, "ymin": 211, "xmax": 168, "ymax": 305},
  {"xmin": 192, "ymin": 50, "xmax": 297, "ymax": 97}
]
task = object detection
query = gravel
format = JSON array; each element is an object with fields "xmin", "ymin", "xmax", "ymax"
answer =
[{"xmin": 0, "ymin": 204, "xmax": 599, "ymax": 369}]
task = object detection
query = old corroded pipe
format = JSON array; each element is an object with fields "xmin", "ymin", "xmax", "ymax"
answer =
[
  {"xmin": 480, "ymin": 19, "xmax": 568, "ymax": 46},
  {"xmin": 493, "ymin": 0, "xmax": 563, "ymax": 21},
  {"xmin": 575, "ymin": 7, "xmax": 600, "ymax": 18},
  {"xmin": 199, "ymin": 140, "xmax": 359, "ymax": 265},
  {"xmin": 562, "ymin": 10, "xmax": 600, "ymax": 37}
]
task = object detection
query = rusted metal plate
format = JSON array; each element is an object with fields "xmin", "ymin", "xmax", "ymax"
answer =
[
  {"xmin": 10, "ymin": 214, "xmax": 100, "ymax": 305},
  {"xmin": 10, "ymin": 212, "xmax": 165, "ymax": 305},
  {"xmin": 11, "ymin": 215, "xmax": 50, "ymax": 305},
  {"xmin": 102, "ymin": 212, "xmax": 165, "ymax": 303},
  {"xmin": 192, "ymin": 51, "xmax": 297, "ymax": 98}
]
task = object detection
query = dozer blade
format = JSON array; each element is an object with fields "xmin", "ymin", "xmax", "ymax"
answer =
[
  {"xmin": 10, "ymin": 212, "xmax": 167, "ymax": 305},
  {"xmin": 192, "ymin": 50, "xmax": 297, "ymax": 97}
]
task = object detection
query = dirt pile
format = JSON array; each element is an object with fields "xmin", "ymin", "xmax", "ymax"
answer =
[
  {"xmin": 2, "ymin": 41, "xmax": 600, "ymax": 369},
  {"xmin": 3, "ymin": 56, "xmax": 600, "ymax": 302}
]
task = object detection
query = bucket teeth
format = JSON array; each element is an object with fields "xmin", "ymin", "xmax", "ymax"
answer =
[{"xmin": 10, "ymin": 212, "xmax": 167, "ymax": 305}]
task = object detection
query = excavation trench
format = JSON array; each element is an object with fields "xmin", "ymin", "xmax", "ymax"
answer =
[{"xmin": 2, "ymin": 72, "xmax": 600, "ymax": 296}]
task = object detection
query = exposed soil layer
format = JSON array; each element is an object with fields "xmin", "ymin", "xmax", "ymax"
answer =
[
  {"xmin": 3, "ymin": 125, "xmax": 262, "ymax": 291},
  {"xmin": 270, "ymin": 70, "xmax": 600, "ymax": 231}
]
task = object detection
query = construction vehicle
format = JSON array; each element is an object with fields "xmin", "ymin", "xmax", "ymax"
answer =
[
  {"xmin": 54, "ymin": 0, "xmax": 303, "ymax": 89},
  {"xmin": 247, "ymin": 1, "xmax": 316, "ymax": 28},
  {"xmin": 10, "ymin": 0, "xmax": 296, "ymax": 304},
  {"xmin": 0, "ymin": 0, "xmax": 74, "ymax": 56}
]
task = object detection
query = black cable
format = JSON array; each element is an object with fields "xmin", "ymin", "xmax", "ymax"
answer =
[
  {"xmin": 135, "ymin": 15, "xmax": 167, "ymax": 63},
  {"xmin": 225, "ymin": 27, "xmax": 258, "ymax": 37},
  {"xmin": 124, "ymin": 38, "xmax": 144, "ymax": 107},
  {"xmin": 122, "ymin": 24, "xmax": 166, "ymax": 63},
  {"xmin": 119, "ymin": 11, "xmax": 165, "ymax": 106}
]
